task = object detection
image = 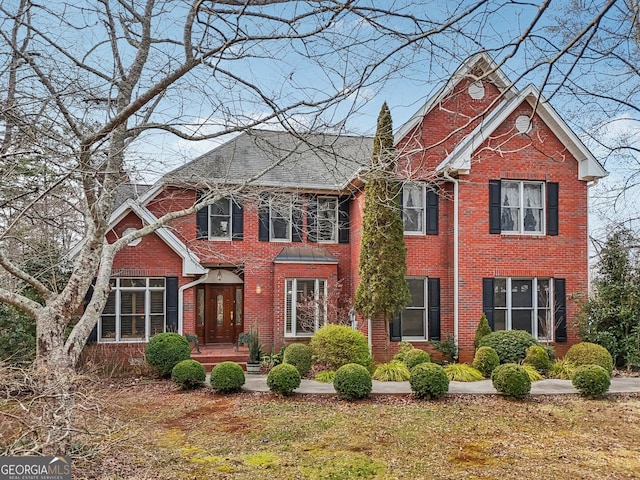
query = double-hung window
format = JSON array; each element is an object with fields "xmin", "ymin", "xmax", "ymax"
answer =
[
  {"xmin": 270, "ymin": 197, "xmax": 293, "ymax": 241},
  {"xmin": 401, "ymin": 278, "xmax": 427, "ymax": 339},
  {"xmin": 209, "ymin": 198, "xmax": 232, "ymax": 239},
  {"xmin": 498, "ymin": 180, "xmax": 545, "ymax": 234},
  {"xmin": 317, "ymin": 197, "xmax": 338, "ymax": 243},
  {"xmin": 403, "ymin": 184, "xmax": 425, "ymax": 234},
  {"xmin": 100, "ymin": 278, "xmax": 166, "ymax": 342},
  {"xmin": 402, "ymin": 182, "xmax": 438, "ymax": 235},
  {"xmin": 493, "ymin": 277, "xmax": 553, "ymax": 340},
  {"xmin": 285, "ymin": 278, "xmax": 327, "ymax": 336}
]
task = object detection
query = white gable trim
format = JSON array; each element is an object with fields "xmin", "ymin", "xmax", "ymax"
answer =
[
  {"xmin": 68, "ymin": 199, "xmax": 206, "ymax": 277},
  {"xmin": 395, "ymin": 52, "xmax": 514, "ymax": 143},
  {"xmin": 436, "ymin": 84, "xmax": 607, "ymax": 181}
]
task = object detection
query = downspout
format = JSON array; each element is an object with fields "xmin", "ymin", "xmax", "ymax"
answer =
[
  {"xmin": 178, "ymin": 270, "xmax": 210, "ymax": 334},
  {"xmin": 586, "ymin": 178, "xmax": 600, "ymax": 295},
  {"xmin": 442, "ymin": 170, "xmax": 459, "ymax": 357}
]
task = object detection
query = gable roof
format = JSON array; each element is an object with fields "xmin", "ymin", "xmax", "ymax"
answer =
[
  {"xmin": 437, "ymin": 84, "xmax": 608, "ymax": 181},
  {"xmin": 162, "ymin": 129, "xmax": 373, "ymax": 192},
  {"xmin": 395, "ymin": 52, "xmax": 514, "ymax": 142},
  {"xmin": 68, "ymin": 200, "xmax": 206, "ymax": 276}
]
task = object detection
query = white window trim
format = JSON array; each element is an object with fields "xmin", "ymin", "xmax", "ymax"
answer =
[
  {"xmin": 208, "ymin": 198, "xmax": 232, "ymax": 241},
  {"xmin": 403, "ymin": 183, "xmax": 426, "ymax": 235},
  {"xmin": 99, "ymin": 278, "xmax": 166, "ymax": 343},
  {"xmin": 495, "ymin": 277, "xmax": 553, "ymax": 341},
  {"xmin": 270, "ymin": 198, "xmax": 293, "ymax": 242},
  {"xmin": 317, "ymin": 196, "xmax": 338, "ymax": 244},
  {"xmin": 284, "ymin": 278, "xmax": 327, "ymax": 337},
  {"xmin": 501, "ymin": 180, "xmax": 545, "ymax": 235},
  {"xmin": 401, "ymin": 277, "xmax": 428, "ymax": 341}
]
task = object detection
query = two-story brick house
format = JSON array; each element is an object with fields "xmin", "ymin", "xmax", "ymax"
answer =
[{"xmin": 92, "ymin": 53, "xmax": 606, "ymax": 364}]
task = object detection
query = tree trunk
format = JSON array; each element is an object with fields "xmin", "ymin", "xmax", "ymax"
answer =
[{"xmin": 35, "ymin": 309, "xmax": 77, "ymax": 455}]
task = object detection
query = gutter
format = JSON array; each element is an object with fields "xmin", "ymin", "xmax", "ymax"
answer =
[
  {"xmin": 442, "ymin": 170, "xmax": 459, "ymax": 356},
  {"xmin": 178, "ymin": 271, "xmax": 210, "ymax": 334}
]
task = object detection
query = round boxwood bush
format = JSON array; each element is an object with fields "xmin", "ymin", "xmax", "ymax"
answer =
[
  {"xmin": 571, "ymin": 364, "xmax": 611, "ymax": 397},
  {"xmin": 565, "ymin": 342, "xmax": 614, "ymax": 375},
  {"xmin": 311, "ymin": 325, "xmax": 372, "ymax": 372},
  {"xmin": 403, "ymin": 348, "xmax": 431, "ymax": 370},
  {"xmin": 409, "ymin": 362, "xmax": 449, "ymax": 400},
  {"xmin": 472, "ymin": 346, "xmax": 500, "ymax": 378},
  {"xmin": 478, "ymin": 330, "xmax": 539, "ymax": 364},
  {"xmin": 523, "ymin": 345, "xmax": 552, "ymax": 373},
  {"xmin": 171, "ymin": 359, "xmax": 206, "ymax": 389},
  {"xmin": 210, "ymin": 361, "xmax": 245, "ymax": 393},
  {"xmin": 267, "ymin": 363, "xmax": 301, "ymax": 396},
  {"xmin": 333, "ymin": 363, "xmax": 372, "ymax": 400},
  {"xmin": 283, "ymin": 343, "xmax": 313, "ymax": 377},
  {"xmin": 145, "ymin": 332, "xmax": 192, "ymax": 376},
  {"xmin": 491, "ymin": 363, "xmax": 531, "ymax": 399}
]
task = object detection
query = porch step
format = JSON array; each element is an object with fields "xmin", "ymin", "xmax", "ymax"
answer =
[
  {"xmin": 190, "ymin": 344, "xmax": 250, "ymax": 372},
  {"xmin": 200, "ymin": 361, "xmax": 248, "ymax": 372}
]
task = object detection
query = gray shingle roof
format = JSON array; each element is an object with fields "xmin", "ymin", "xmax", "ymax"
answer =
[
  {"xmin": 163, "ymin": 129, "xmax": 372, "ymax": 191},
  {"xmin": 113, "ymin": 183, "xmax": 152, "ymax": 209}
]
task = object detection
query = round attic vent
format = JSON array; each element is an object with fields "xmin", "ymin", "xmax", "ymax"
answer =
[
  {"xmin": 468, "ymin": 81, "xmax": 485, "ymax": 99},
  {"xmin": 515, "ymin": 115, "xmax": 532, "ymax": 133}
]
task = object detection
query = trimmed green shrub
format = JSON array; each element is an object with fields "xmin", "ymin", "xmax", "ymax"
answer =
[
  {"xmin": 283, "ymin": 343, "xmax": 313, "ymax": 377},
  {"xmin": 145, "ymin": 332, "xmax": 192, "ymax": 376},
  {"xmin": 547, "ymin": 359, "xmax": 576, "ymax": 380},
  {"xmin": 333, "ymin": 363, "xmax": 372, "ymax": 400},
  {"xmin": 444, "ymin": 363, "xmax": 484, "ymax": 382},
  {"xmin": 523, "ymin": 345, "xmax": 552, "ymax": 373},
  {"xmin": 478, "ymin": 330, "xmax": 539, "ymax": 364},
  {"xmin": 171, "ymin": 359, "xmax": 206, "ymax": 389},
  {"xmin": 565, "ymin": 342, "xmax": 614, "ymax": 374},
  {"xmin": 373, "ymin": 360, "xmax": 411, "ymax": 382},
  {"xmin": 522, "ymin": 364, "xmax": 544, "ymax": 382},
  {"xmin": 267, "ymin": 363, "xmax": 301, "ymax": 396},
  {"xmin": 314, "ymin": 370, "xmax": 336, "ymax": 383},
  {"xmin": 311, "ymin": 325, "xmax": 372, "ymax": 372},
  {"xmin": 392, "ymin": 341, "xmax": 415, "ymax": 363},
  {"xmin": 403, "ymin": 348, "xmax": 431, "ymax": 370},
  {"xmin": 410, "ymin": 362, "xmax": 449, "ymax": 399},
  {"xmin": 472, "ymin": 346, "xmax": 500, "ymax": 378},
  {"xmin": 491, "ymin": 363, "xmax": 531, "ymax": 399},
  {"xmin": 474, "ymin": 313, "xmax": 492, "ymax": 350},
  {"xmin": 210, "ymin": 361, "xmax": 245, "ymax": 393},
  {"xmin": 572, "ymin": 365, "xmax": 611, "ymax": 397}
]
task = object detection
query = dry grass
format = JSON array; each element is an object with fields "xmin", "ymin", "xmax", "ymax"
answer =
[{"xmin": 5, "ymin": 379, "xmax": 640, "ymax": 479}]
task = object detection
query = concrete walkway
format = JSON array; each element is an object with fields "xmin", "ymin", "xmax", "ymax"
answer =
[{"xmin": 234, "ymin": 375, "xmax": 640, "ymax": 396}]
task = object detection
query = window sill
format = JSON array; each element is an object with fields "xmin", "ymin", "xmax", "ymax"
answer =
[{"xmin": 208, "ymin": 236, "xmax": 232, "ymax": 242}]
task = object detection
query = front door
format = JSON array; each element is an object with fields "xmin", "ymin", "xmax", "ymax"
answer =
[{"xmin": 204, "ymin": 285, "xmax": 243, "ymax": 344}]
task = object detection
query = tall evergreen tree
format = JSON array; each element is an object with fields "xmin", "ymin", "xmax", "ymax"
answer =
[{"xmin": 354, "ymin": 103, "xmax": 410, "ymax": 357}]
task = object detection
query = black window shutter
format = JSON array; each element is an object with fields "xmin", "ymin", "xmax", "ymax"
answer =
[
  {"xmin": 489, "ymin": 180, "xmax": 502, "ymax": 234},
  {"xmin": 85, "ymin": 281, "xmax": 97, "ymax": 344},
  {"xmin": 547, "ymin": 182, "xmax": 559, "ymax": 236},
  {"xmin": 426, "ymin": 188, "xmax": 439, "ymax": 235},
  {"xmin": 258, "ymin": 195, "xmax": 270, "ymax": 242},
  {"xmin": 195, "ymin": 191, "xmax": 208, "ymax": 240},
  {"xmin": 554, "ymin": 278, "xmax": 567, "ymax": 342},
  {"xmin": 428, "ymin": 278, "xmax": 441, "ymax": 341},
  {"xmin": 482, "ymin": 278, "xmax": 495, "ymax": 330},
  {"xmin": 231, "ymin": 200, "xmax": 243, "ymax": 240},
  {"xmin": 390, "ymin": 313, "xmax": 402, "ymax": 342},
  {"xmin": 166, "ymin": 276, "xmax": 179, "ymax": 333},
  {"xmin": 338, "ymin": 196, "xmax": 350, "ymax": 244},
  {"xmin": 292, "ymin": 198, "xmax": 303, "ymax": 243},
  {"xmin": 307, "ymin": 195, "xmax": 318, "ymax": 243}
]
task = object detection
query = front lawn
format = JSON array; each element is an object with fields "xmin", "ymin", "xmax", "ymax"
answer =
[{"xmin": 4, "ymin": 379, "xmax": 640, "ymax": 479}]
